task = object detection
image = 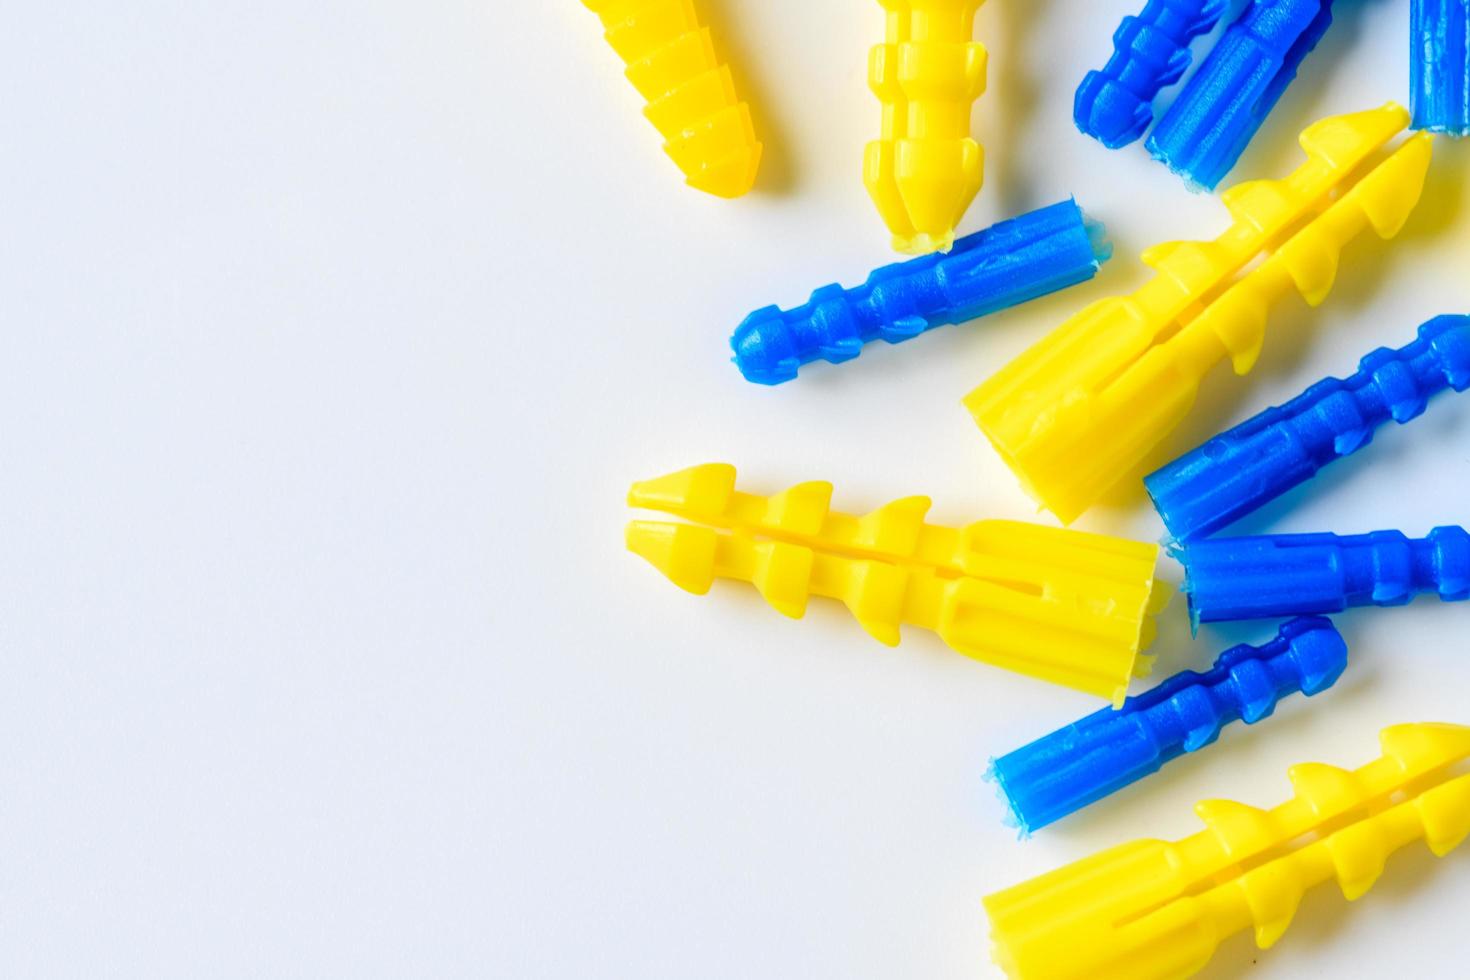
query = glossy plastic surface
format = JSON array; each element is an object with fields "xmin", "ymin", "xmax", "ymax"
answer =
[
  {"xmin": 1412, "ymin": 0, "xmax": 1470, "ymax": 136},
  {"xmin": 985, "ymin": 723, "xmax": 1470, "ymax": 980},
  {"xmin": 583, "ymin": 0, "xmax": 762, "ymax": 197},
  {"xmin": 732, "ymin": 199, "xmax": 1109, "ymax": 385},
  {"xmin": 1146, "ymin": 315, "xmax": 1470, "ymax": 542},
  {"xmin": 1075, "ymin": 0, "xmax": 1231, "ymax": 149},
  {"xmin": 964, "ymin": 104, "xmax": 1433, "ymax": 524},
  {"xmin": 1181, "ymin": 527, "xmax": 1470, "ymax": 625},
  {"xmin": 625, "ymin": 464, "xmax": 1166, "ymax": 703},
  {"xmin": 865, "ymin": 0, "xmax": 987, "ymax": 254},
  {"xmin": 990, "ymin": 617, "xmax": 1347, "ymax": 834},
  {"xmin": 1147, "ymin": 0, "xmax": 1335, "ymax": 190}
]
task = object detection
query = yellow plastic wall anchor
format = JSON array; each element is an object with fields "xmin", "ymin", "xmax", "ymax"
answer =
[
  {"xmin": 963, "ymin": 103, "xmax": 1434, "ymax": 524},
  {"xmin": 582, "ymin": 0, "xmax": 762, "ymax": 198},
  {"xmin": 984, "ymin": 722, "xmax": 1470, "ymax": 980},
  {"xmin": 625, "ymin": 463, "xmax": 1166, "ymax": 703},
  {"xmin": 864, "ymin": 0, "xmax": 988, "ymax": 255}
]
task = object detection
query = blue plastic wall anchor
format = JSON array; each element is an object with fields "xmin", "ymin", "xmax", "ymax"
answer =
[
  {"xmin": 989, "ymin": 617, "xmax": 1347, "ymax": 834},
  {"xmin": 1075, "ymin": 0, "xmax": 1231, "ymax": 149},
  {"xmin": 1412, "ymin": 0, "xmax": 1470, "ymax": 136},
  {"xmin": 1146, "ymin": 315, "xmax": 1470, "ymax": 543},
  {"xmin": 1180, "ymin": 527, "xmax": 1470, "ymax": 625},
  {"xmin": 1147, "ymin": 0, "xmax": 1335, "ymax": 190},
  {"xmin": 731, "ymin": 199, "xmax": 1109, "ymax": 386}
]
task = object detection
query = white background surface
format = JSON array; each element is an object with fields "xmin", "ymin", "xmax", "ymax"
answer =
[{"xmin": 2, "ymin": 1, "xmax": 1467, "ymax": 977}]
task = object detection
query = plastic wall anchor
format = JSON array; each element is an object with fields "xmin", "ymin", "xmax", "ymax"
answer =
[
  {"xmin": 582, "ymin": 0, "xmax": 762, "ymax": 198},
  {"xmin": 1412, "ymin": 0, "xmax": 1470, "ymax": 136},
  {"xmin": 865, "ymin": 0, "xmax": 987, "ymax": 255},
  {"xmin": 626, "ymin": 463, "xmax": 1167, "ymax": 704},
  {"xmin": 731, "ymin": 199, "xmax": 1110, "ymax": 385},
  {"xmin": 1180, "ymin": 528, "xmax": 1470, "ymax": 625},
  {"xmin": 1147, "ymin": 0, "xmax": 1335, "ymax": 190},
  {"xmin": 963, "ymin": 104, "xmax": 1434, "ymax": 525},
  {"xmin": 1075, "ymin": 0, "xmax": 1232, "ymax": 149},
  {"xmin": 985, "ymin": 723, "xmax": 1470, "ymax": 980},
  {"xmin": 990, "ymin": 617, "xmax": 1347, "ymax": 835},
  {"xmin": 1146, "ymin": 315, "xmax": 1470, "ymax": 542}
]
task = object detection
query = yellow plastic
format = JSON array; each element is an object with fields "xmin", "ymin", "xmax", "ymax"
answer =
[
  {"xmin": 865, "ymin": 0, "xmax": 987, "ymax": 255},
  {"xmin": 964, "ymin": 103, "xmax": 1434, "ymax": 524},
  {"xmin": 583, "ymin": 0, "xmax": 762, "ymax": 198},
  {"xmin": 625, "ymin": 463, "xmax": 1166, "ymax": 703},
  {"xmin": 984, "ymin": 722, "xmax": 1470, "ymax": 980}
]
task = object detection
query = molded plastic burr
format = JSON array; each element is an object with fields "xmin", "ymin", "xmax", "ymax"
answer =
[
  {"xmin": 626, "ymin": 464, "xmax": 1167, "ymax": 703},
  {"xmin": 1146, "ymin": 315, "xmax": 1470, "ymax": 542},
  {"xmin": 990, "ymin": 617, "xmax": 1347, "ymax": 834},
  {"xmin": 1147, "ymin": 0, "xmax": 1335, "ymax": 190},
  {"xmin": 732, "ymin": 199, "xmax": 1110, "ymax": 385},
  {"xmin": 985, "ymin": 723, "xmax": 1470, "ymax": 980},
  {"xmin": 582, "ymin": 0, "xmax": 762, "ymax": 197},
  {"xmin": 963, "ymin": 104, "xmax": 1434, "ymax": 525},
  {"xmin": 1181, "ymin": 527, "xmax": 1470, "ymax": 625},
  {"xmin": 865, "ymin": 0, "xmax": 987, "ymax": 255},
  {"xmin": 1412, "ymin": 0, "xmax": 1470, "ymax": 136},
  {"xmin": 1075, "ymin": 0, "xmax": 1232, "ymax": 149}
]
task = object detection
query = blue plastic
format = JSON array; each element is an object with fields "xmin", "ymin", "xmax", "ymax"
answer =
[
  {"xmin": 1147, "ymin": 0, "xmax": 1335, "ymax": 190},
  {"xmin": 1180, "ymin": 527, "xmax": 1470, "ymax": 625},
  {"xmin": 730, "ymin": 199, "xmax": 1109, "ymax": 385},
  {"xmin": 1146, "ymin": 315, "xmax": 1470, "ymax": 543},
  {"xmin": 1075, "ymin": 0, "xmax": 1231, "ymax": 149},
  {"xmin": 989, "ymin": 617, "xmax": 1347, "ymax": 834},
  {"xmin": 1412, "ymin": 0, "xmax": 1470, "ymax": 136},
  {"xmin": 1075, "ymin": 0, "xmax": 1335, "ymax": 188}
]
